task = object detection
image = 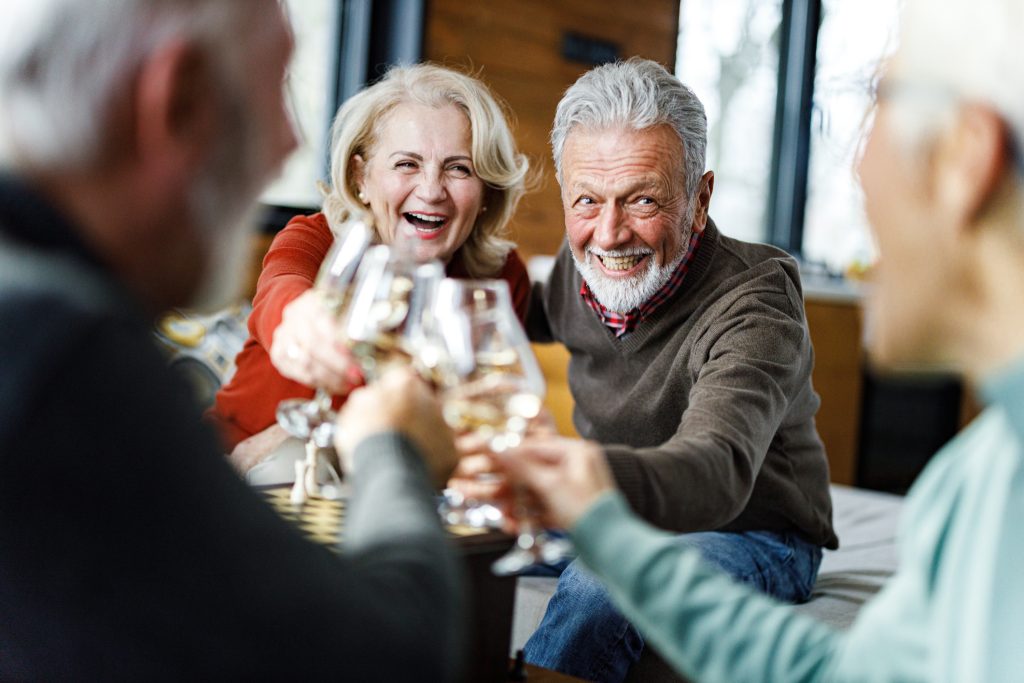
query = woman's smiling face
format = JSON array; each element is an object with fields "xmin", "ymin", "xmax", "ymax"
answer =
[{"xmin": 354, "ymin": 102, "xmax": 486, "ymax": 264}]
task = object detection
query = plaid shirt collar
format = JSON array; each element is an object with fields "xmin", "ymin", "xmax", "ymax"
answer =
[{"xmin": 580, "ymin": 229, "xmax": 703, "ymax": 338}]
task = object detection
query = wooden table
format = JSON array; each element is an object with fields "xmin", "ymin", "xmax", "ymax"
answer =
[
  {"xmin": 457, "ymin": 529, "xmax": 518, "ymax": 681},
  {"xmin": 258, "ymin": 486, "xmax": 519, "ymax": 681}
]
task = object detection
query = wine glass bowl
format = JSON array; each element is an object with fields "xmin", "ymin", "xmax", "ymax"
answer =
[
  {"xmin": 342, "ymin": 245, "xmax": 444, "ymax": 382},
  {"xmin": 442, "ymin": 373, "xmax": 543, "ymax": 453}
]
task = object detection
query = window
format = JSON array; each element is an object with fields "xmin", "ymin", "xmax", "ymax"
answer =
[
  {"xmin": 676, "ymin": 0, "xmax": 783, "ymax": 245},
  {"xmin": 677, "ymin": 0, "xmax": 900, "ymax": 273},
  {"xmin": 803, "ymin": 0, "xmax": 899, "ymax": 272},
  {"xmin": 259, "ymin": 0, "xmax": 425, "ymax": 214},
  {"xmin": 261, "ymin": 0, "xmax": 339, "ymax": 209}
]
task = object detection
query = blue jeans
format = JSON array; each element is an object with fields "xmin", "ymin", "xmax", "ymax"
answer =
[{"xmin": 523, "ymin": 529, "xmax": 823, "ymax": 683}]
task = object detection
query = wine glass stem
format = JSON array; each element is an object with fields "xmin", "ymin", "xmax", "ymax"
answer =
[
  {"xmin": 513, "ymin": 486, "xmax": 540, "ymax": 548},
  {"xmin": 313, "ymin": 388, "xmax": 332, "ymax": 415}
]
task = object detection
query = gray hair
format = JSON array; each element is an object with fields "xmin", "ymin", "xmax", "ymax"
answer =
[
  {"xmin": 890, "ymin": 0, "xmax": 1024, "ymax": 176},
  {"xmin": 0, "ymin": 0, "xmax": 264, "ymax": 172},
  {"xmin": 551, "ymin": 57, "xmax": 708, "ymax": 197}
]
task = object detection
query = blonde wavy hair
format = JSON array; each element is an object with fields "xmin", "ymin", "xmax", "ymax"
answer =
[{"xmin": 321, "ymin": 63, "xmax": 531, "ymax": 276}]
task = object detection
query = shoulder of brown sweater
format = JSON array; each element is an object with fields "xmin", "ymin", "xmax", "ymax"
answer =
[{"xmin": 702, "ymin": 221, "xmax": 804, "ymax": 303}]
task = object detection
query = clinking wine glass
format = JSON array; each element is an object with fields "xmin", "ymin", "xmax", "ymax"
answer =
[
  {"xmin": 341, "ymin": 244, "xmax": 444, "ymax": 382},
  {"xmin": 420, "ymin": 278, "xmax": 572, "ymax": 573},
  {"xmin": 275, "ymin": 217, "xmax": 372, "ymax": 503}
]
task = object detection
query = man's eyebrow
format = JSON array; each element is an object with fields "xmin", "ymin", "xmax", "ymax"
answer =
[{"xmin": 570, "ymin": 178, "xmax": 662, "ymax": 195}]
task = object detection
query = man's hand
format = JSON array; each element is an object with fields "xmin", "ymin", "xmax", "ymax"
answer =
[
  {"xmin": 497, "ymin": 435, "xmax": 615, "ymax": 529},
  {"xmin": 335, "ymin": 368, "xmax": 457, "ymax": 488},
  {"xmin": 444, "ymin": 407, "xmax": 559, "ymax": 505},
  {"xmin": 269, "ymin": 289, "xmax": 362, "ymax": 395}
]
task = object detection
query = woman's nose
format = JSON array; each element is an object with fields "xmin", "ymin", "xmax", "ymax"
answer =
[{"xmin": 416, "ymin": 169, "xmax": 447, "ymax": 203}]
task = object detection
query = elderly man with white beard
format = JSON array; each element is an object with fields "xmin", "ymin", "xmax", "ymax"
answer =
[{"xmin": 517, "ymin": 58, "xmax": 836, "ymax": 682}]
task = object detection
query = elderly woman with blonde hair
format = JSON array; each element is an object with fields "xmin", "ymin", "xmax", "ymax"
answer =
[{"xmin": 211, "ymin": 63, "xmax": 532, "ymax": 459}]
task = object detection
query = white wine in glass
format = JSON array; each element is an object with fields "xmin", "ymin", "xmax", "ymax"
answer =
[{"xmin": 342, "ymin": 244, "xmax": 444, "ymax": 382}]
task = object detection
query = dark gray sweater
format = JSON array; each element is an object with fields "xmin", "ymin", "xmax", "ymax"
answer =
[
  {"xmin": 0, "ymin": 176, "xmax": 463, "ymax": 680},
  {"xmin": 529, "ymin": 221, "xmax": 837, "ymax": 549}
]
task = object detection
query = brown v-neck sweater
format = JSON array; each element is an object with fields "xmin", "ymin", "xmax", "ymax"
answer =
[{"xmin": 528, "ymin": 220, "xmax": 838, "ymax": 549}]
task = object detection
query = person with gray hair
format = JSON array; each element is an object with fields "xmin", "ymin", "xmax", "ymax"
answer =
[
  {"xmin": 502, "ymin": 0, "xmax": 1024, "ymax": 678},
  {"xmin": 501, "ymin": 57, "xmax": 836, "ymax": 681},
  {"xmin": 0, "ymin": 0, "xmax": 463, "ymax": 679}
]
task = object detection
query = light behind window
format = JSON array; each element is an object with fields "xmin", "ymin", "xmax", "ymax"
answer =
[
  {"xmin": 261, "ymin": 0, "xmax": 337, "ymax": 209},
  {"xmin": 676, "ymin": 0, "xmax": 783, "ymax": 245},
  {"xmin": 803, "ymin": 0, "xmax": 899, "ymax": 273}
]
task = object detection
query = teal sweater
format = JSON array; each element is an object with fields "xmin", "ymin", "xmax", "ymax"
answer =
[{"xmin": 572, "ymin": 358, "xmax": 1024, "ymax": 682}]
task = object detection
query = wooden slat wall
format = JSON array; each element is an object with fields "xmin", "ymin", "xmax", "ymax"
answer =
[
  {"xmin": 424, "ymin": 0, "xmax": 682, "ymax": 259},
  {"xmin": 804, "ymin": 299, "xmax": 864, "ymax": 485}
]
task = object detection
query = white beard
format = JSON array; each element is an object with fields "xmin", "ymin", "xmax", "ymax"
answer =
[
  {"xmin": 572, "ymin": 245, "xmax": 685, "ymax": 312},
  {"xmin": 184, "ymin": 87, "xmax": 270, "ymax": 311}
]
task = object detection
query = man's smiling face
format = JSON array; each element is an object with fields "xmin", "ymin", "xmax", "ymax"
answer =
[{"xmin": 561, "ymin": 124, "xmax": 709, "ymax": 312}]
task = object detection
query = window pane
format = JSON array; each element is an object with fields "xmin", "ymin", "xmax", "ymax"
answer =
[
  {"xmin": 261, "ymin": 0, "xmax": 337, "ymax": 208},
  {"xmin": 803, "ymin": 0, "xmax": 899, "ymax": 273},
  {"xmin": 676, "ymin": 0, "xmax": 782, "ymax": 244}
]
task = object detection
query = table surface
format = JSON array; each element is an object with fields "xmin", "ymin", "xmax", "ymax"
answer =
[
  {"xmin": 258, "ymin": 485, "xmax": 519, "ymax": 681},
  {"xmin": 518, "ymin": 662, "xmax": 587, "ymax": 682}
]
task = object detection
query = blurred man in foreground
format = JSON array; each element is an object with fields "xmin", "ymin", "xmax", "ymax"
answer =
[
  {"xmin": 0, "ymin": 1, "xmax": 462, "ymax": 679},
  {"xmin": 503, "ymin": 0, "xmax": 1024, "ymax": 680}
]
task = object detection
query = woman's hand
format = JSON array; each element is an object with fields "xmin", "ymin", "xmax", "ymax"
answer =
[
  {"xmin": 497, "ymin": 435, "xmax": 615, "ymax": 530},
  {"xmin": 334, "ymin": 368, "xmax": 458, "ymax": 489},
  {"xmin": 226, "ymin": 424, "xmax": 289, "ymax": 475},
  {"xmin": 269, "ymin": 290, "xmax": 362, "ymax": 395}
]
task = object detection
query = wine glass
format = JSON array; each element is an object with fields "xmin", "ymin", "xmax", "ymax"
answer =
[
  {"xmin": 421, "ymin": 278, "xmax": 572, "ymax": 573},
  {"xmin": 275, "ymin": 217, "xmax": 372, "ymax": 503},
  {"xmin": 341, "ymin": 244, "xmax": 444, "ymax": 382}
]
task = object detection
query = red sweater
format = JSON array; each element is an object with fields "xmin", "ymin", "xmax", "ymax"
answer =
[{"xmin": 210, "ymin": 212, "xmax": 531, "ymax": 450}]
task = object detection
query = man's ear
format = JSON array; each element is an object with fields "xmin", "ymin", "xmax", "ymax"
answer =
[
  {"xmin": 692, "ymin": 170, "xmax": 715, "ymax": 231},
  {"xmin": 134, "ymin": 40, "xmax": 217, "ymax": 176},
  {"xmin": 933, "ymin": 105, "xmax": 1009, "ymax": 231}
]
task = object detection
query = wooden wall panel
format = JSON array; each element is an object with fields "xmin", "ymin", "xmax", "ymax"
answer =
[
  {"xmin": 424, "ymin": 0, "xmax": 682, "ymax": 259},
  {"xmin": 804, "ymin": 298, "xmax": 864, "ymax": 485}
]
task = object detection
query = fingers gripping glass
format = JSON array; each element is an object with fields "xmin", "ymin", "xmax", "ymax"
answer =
[
  {"xmin": 275, "ymin": 217, "xmax": 372, "ymax": 504},
  {"xmin": 419, "ymin": 279, "xmax": 573, "ymax": 574}
]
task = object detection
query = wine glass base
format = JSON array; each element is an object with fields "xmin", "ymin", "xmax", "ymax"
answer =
[
  {"xmin": 277, "ymin": 398, "xmax": 337, "ymax": 441},
  {"xmin": 438, "ymin": 489, "xmax": 504, "ymax": 529},
  {"xmin": 491, "ymin": 532, "xmax": 574, "ymax": 576}
]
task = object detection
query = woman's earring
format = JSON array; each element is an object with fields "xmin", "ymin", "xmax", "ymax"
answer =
[{"xmin": 358, "ymin": 190, "xmax": 368, "ymax": 204}]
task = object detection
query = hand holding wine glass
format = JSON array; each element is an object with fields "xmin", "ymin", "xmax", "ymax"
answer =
[
  {"xmin": 274, "ymin": 217, "xmax": 372, "ymax": 503},
  {"xmin": 335, "ymin": 367, "xmax": 458, "ymax": 489},
  {"xmin": 419, "ymin": 278, "xmax": 572, "ymax": 571},
  {"xmin": 495, "ymin": 435, "xmax": 616, "ymax": 531},
  {"xmin": 269, "ymin": 289, "xmax": 362, "ymax": 395}
]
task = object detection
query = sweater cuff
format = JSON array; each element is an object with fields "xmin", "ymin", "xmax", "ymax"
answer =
[{"xmin": 351, "ymin": 431, "xmax": 432, "ymax": 487}]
